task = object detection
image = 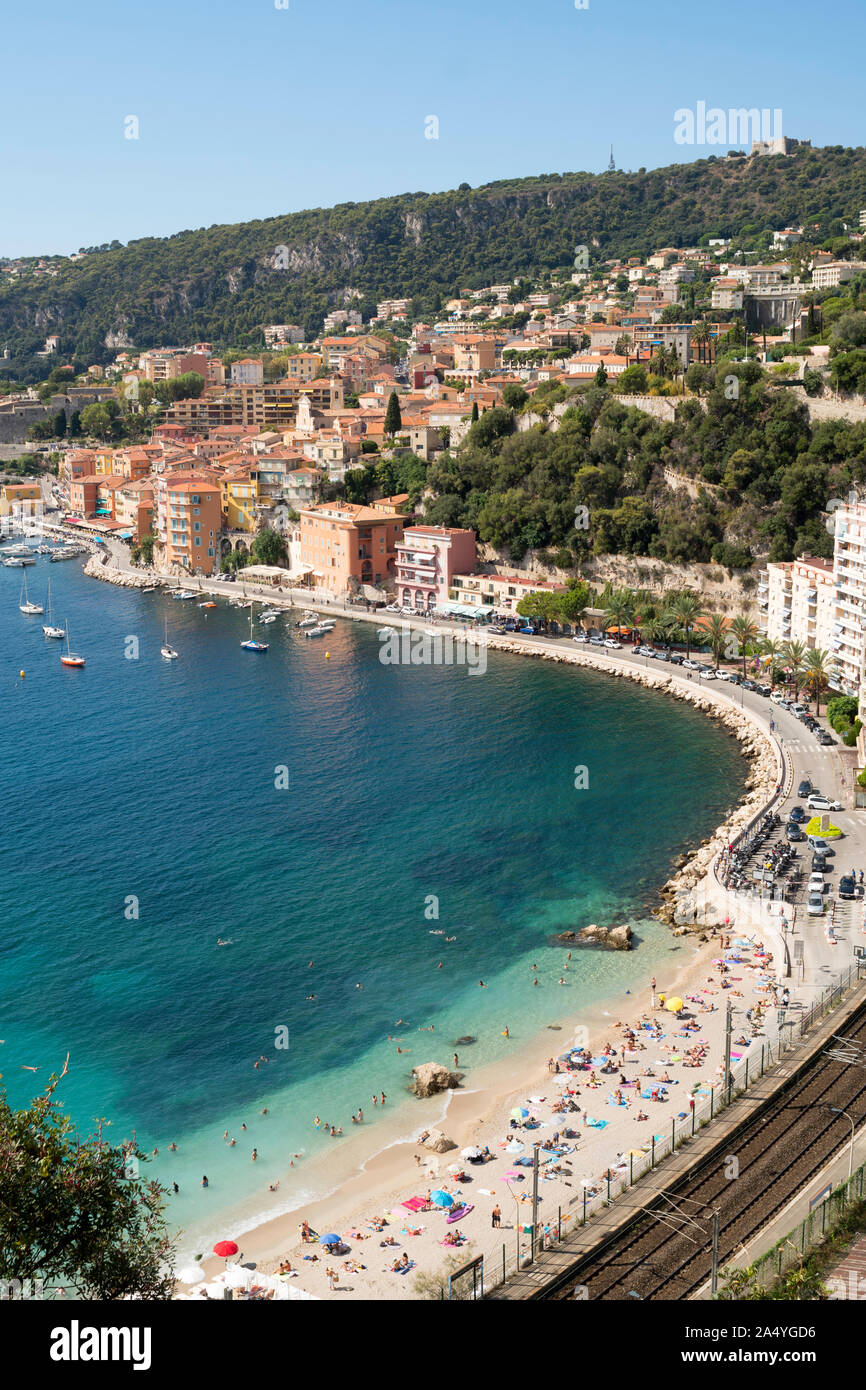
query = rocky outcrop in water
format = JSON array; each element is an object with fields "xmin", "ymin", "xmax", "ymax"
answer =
[{"xmin": 410, "ymin": 1062, "xmax": 461, "ymax": 1097}]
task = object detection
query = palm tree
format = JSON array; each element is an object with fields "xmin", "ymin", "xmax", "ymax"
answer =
[
  {"xmin": 672, "ymin": 594, "xmax": 705, "ymax": 660},
  {"xmin": 802, "ymin": 649, "xmax": 837, "ymax": 715},
  {"xmin": 604, "ymin": 588, "xmax": 635, "ymax": 640},
  {"xmin": 702, "ymin": 613, "xmax": 729, "ymax": 669},
  {"xmin": 644, "ymin": 616, "xmax": 671, "ymax": 650},
  {"xmin": 759, "ymin": 637, "xmax": 784, "ymax": 688},
  {"xmin": 782, "ymin": 640, "xmax": 808, "ymax": 700},
  {"xmin": 729, "ymin": 615, "xmax": 759, "ymax": 680}
]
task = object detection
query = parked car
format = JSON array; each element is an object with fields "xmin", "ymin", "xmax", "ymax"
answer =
[
  {"xmin": 742, "ymin": 680, "xmax": 757, "ymax": 692},
  {"xmin": 518, "ymin": 625, "xmax": 536, "ymax": 635},
  {"xmin": 808, "ymin": 872, "xmax": 826, "ymax": 893},
  {"xmin": 488, "ymin": 626, "xmax": 506, "ymax": 635},
  {"xmin": 807, "ymin": 794, "xmax": 843, "ymax": 812},
  {"xmin": 589, "ymin": 636, "xmax": 605, "ymax": 647},
  {"xmin": 682, "ymin": 659, "xmax": 700, "ymax": 670},
  {"xmin": 792, "ymin": 703, "xmax": 808, "ymax": 716},
  {"xmin": 817, "ymin": 731, "xmax": 836, "ymax": 746},
  {"xmin": 572, "ymin": 631, "xmax": 588, "ymax": 643},
  {"xmin": 785, "ymin": 824, "xmax": 805, "ymax": 842},
  {"xmin": 788, "ymin": 806, "xmax": 807, "ymax": 822},
  {"xmin": 807, "ymin": 838, "xmax": 836, "ymax": 853},
  {"xmin": 757, "ymin": 685, "xmax": 773, "ymax": 696},
  {"xmin": 656, "ymin": 651, "xmax": 670, "ymax": 662},
  {"xmin": 798, "ymin": 779, "xmax": 813, "ymax": 798},
  {"xmin": 812, "ymin": 854, "xmax": 829, "ymax": 874},
  {"xmin": 770, "ymin": 691, "xmax": 788, "ymax": 705},
  {"xmin": 669, "ymin": 654, "xmax": 684, "ymax": 666},
  {"xmin": 603, "ymin": 639, "xmax": 623, "ymax": 649},
  {"xmin": 839, "ymin": 875, "xmax": 857, "ymax": 899},
  {"xmin": 807, "ymin": 891, "xmax": 825, "ymax": 916}
]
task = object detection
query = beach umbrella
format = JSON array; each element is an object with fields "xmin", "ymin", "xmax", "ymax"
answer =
[
  {"xmin": 319, "ymin": 1233, "xmax": 341, "ymax": 1246},
  {"xmin": 430, "ymin": 1190, "xmax": 454, "ymax": 1208},
  {"xmin": 666, "ymin": 997, "xmax": 684, "ymax": 1014},
  {"xmin": 213, "ymin": 1240, "xmax": 238, "ymax": 1263},
  {"xmin": 461, "ymin": 1146, "xmax": 483, "ymax": 1159},
  {"xmin": 506, "ymin": 1139, "xmax": 525, "ymax": 1153},
  {"xmin": 511, "ymin": 1107, "xmax": 530, "ymax": 1120}
]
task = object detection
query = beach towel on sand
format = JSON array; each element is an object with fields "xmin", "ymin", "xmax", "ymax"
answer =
[
  {"xmin": 585, "ymin": 1117, "xmax": 608, "ymax": 1129},
  {"xmin": 402, "ymin": 1197, "xmax": 426, "ymax": 1212}
]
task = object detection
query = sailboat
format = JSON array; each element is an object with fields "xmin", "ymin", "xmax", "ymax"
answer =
[
  {"xmin": 161, "ymin": 615, "xmax": 178, "ymax": 661},
  {"xmin": 240, "ymin": 603, "xmax": 268, "ymax": 652},
  {"xmin": 19, "ymin": 570, "xmax": 44, "ymax": 615},
  {"xmin": 42, "ymin": 577, "xmax": 65, "ymax": 638},
  {"xmin": 60, "ymin": 619, "xmax": 85, "ymax": 668}
]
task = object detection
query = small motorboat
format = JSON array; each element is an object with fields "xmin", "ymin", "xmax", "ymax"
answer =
[
  {"xmin": 5, "ymin": 556, "xmax": 35, "ymax": 567},
  {"xmin": 141, "ymin": 585, "xmax": 161, "ymax": 592},
  {"xmin": 175, "ymin": 590, "xmax": 197, "ymax": 600},
  {"xmin": 297, "ymin": 613, "xmax": 319, "ymax": 628},
  {"xmin": 259, "ymin": 614, "xmax": 278, "ymax": 625},
  {"xmin": 304, "ymin": 624, "xmax": 332, "ymax": 638},
  {"xmin": 198, "ymin": 601, "xmax": 217, "ymax": 609},
  {"xmin": 377, "ymin": 626, "xmax": 396, "ymax": 637}
]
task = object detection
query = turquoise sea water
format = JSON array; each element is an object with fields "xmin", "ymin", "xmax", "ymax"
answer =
[{"xmin": 0, "ymin": 550, "xmax": 747, "ymax": 1254}]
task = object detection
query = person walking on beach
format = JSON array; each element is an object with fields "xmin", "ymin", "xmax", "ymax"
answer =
[
  {"xmin": 453, "ymin": 1053, "xmax": 459, "ymax": 1068},
  {"xmin": 650, "ymin": 976, "xmax": 656, "ymax": 1008},
  {"xmin": 492, "ymin": 1204, "xmax": 501, "ymax": 1229}
]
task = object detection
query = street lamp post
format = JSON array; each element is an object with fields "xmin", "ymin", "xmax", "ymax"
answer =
[{"xmin": 830, "ymin": 1107, "xmax": 856, "ymax": 1182}]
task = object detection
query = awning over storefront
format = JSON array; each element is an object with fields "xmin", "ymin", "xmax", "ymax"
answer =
[{"xmin": 437, "ymin": 601, "xmax": 495, "ymax": 617}]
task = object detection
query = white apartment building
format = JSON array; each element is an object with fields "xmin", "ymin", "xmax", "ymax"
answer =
[
  {"xmin": 711, "ymin": 279, "xmax": 744, "ymax": 310},
  {"xmin": 758, "ymin": 554, "xmax": 836, "ymax": 658},
  {"xmin": 833, "ymin": 502, "xmax": 866, "ymax": 695},
  {"xmin": 812, "ymin": 261, "xmax": 859, "ymax": 291}
]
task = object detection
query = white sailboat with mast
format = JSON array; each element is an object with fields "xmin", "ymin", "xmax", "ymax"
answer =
[
  {"xmin": 161, "ymin": 615, "xmax": 178, "ymax": 661},
  {"xmin": 42, "ymin": 576, "xmax": 65, "ymax": 638},
  {"xmin": 19, "ymin": 569, "xmax": 44, "ymax": 615}
]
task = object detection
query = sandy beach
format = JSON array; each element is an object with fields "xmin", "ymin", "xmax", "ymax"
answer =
[{"xmin": 185, "ymin": 920, "xmax": 783, "ymax": 1301}]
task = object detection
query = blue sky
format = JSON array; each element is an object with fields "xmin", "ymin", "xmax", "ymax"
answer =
[{"xmin": 4, "ymin": 0, "xmax": 864, "ymax": 257}]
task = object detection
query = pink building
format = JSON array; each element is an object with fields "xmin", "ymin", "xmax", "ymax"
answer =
[{"xmin": 394, "ymin": 525, "xmax": 476, "ymax": 612}]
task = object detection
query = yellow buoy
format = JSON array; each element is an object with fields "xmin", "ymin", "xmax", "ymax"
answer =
[
  {"xmin": 19, "ymin": 670, "xmax": 25, "ymax": 679},
  {"xmin": 325, "ymin": 652, "xmax": 330, "ymax": 659}
]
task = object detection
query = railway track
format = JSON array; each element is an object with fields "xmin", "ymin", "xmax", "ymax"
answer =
[{"xmin": 543, "ymin": 1002, "xmax": 866, "ymax": 1301}]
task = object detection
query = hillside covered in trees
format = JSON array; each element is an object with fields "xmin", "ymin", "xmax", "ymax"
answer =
[
  {"xmin": 407, "ymin": 366, "xmax": 866, "ymax": 570},
  {"xmin": 2, "ymin": 145, "xmax": 866, "ymax": 377}
]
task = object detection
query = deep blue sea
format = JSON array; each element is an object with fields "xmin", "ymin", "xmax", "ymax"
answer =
[{"xmin": 0, "ymin": 546, "xmax": 746, "ymax": 1254}]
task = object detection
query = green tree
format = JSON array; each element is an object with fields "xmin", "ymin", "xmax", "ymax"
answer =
[
  {"xmin": 252, "ymin": 527, "xmax": 287, "ymax": 567},
  {"xmin": 0, "ymin": 1063, "xmax": 176, "ymax": 1299},
  {"xmin": 139, "ymin": 533, "xmax": 155, "ymax": 565},
  {"xmin": 470, "ymin": 401, "xmax": 479, "ymax": 422},
  {"xmin": 702, "ymin": 613, "xmax": 729, "ymax": 667},
  {"xmin": 672, "ymin": 593, "xmax": 705, "ymax": 659},
  {"xmin": 502, "ymin": 384, "xmax": 528, "ymax": 411},
  {"xmin": 384, "ymin": 391, "xmax": 402, "ymax": 437},
  {"xmin": 730, "ymin": 615, "xmax": 758, "ymax": 679},
  {"xmin": 603, "ymin": 587, "xmax": 634, "ymax": 637},
  {"xmin": 802, "ymin": 648, "xmax": 836, "ymax": 714},
  {"xmin": 782, "ymin": 639, "xmax": 808, "ymax": 699},
  {"xmin": 616, "ymin": 364, "xmax": 648, "ymax": 394},
  {"xmin": 559, "ymin": 580, "xmax": 591, "ymax": 627}
]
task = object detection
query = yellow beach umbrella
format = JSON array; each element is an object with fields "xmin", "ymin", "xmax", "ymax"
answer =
[{"xmin": 666, "ymin": 996, "xmax": 684, "ymax": 1014}]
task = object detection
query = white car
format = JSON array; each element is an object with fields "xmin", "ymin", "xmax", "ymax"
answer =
[
  {"xmin": 770, "ymin": 691, "xmax": 787, "ymax": 705},
  {"xmin": 603, "ymin": 639, "xmax": 623, "ymax": 649},
  {"xmin": 807, "ymin": 891, "xmax": 825, "ymax": 916},
  {"xmin": 572, "ymin": 633, "xmax": 588, "ymax": 644},
  {"xmin": 807, "ymin": 795, "xmax": 843, "ymax": 812},
  {"xmin": 682, "ymin": 659, "xmax": 700, "ymax": 670},
  {"xmin": 808, "ymin": 873, "xmax": 825, "ymax": 893}
]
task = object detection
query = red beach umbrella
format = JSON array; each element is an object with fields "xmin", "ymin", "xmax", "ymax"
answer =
[{"xmin": 213, "ymin": 1240, "xmax": 239, "ymax": 1261}]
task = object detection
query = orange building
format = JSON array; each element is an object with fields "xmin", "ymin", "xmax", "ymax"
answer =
[
  {"xmin": 161, "ymin": 475, "xmax": 221, "ymax": 575},
  {"xmin": 298, "ymin": 500, "xmax": 405, "ymax": 593}
]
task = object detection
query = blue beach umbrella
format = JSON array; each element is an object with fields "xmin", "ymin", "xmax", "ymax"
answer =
[
  {"xmin": 319, "ymin": 1233, "xmax": 341, "ymax": 1246},
  {"xmin": 430, "ymin": 1190, "xmax": 454, "ymax": 1208}
]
